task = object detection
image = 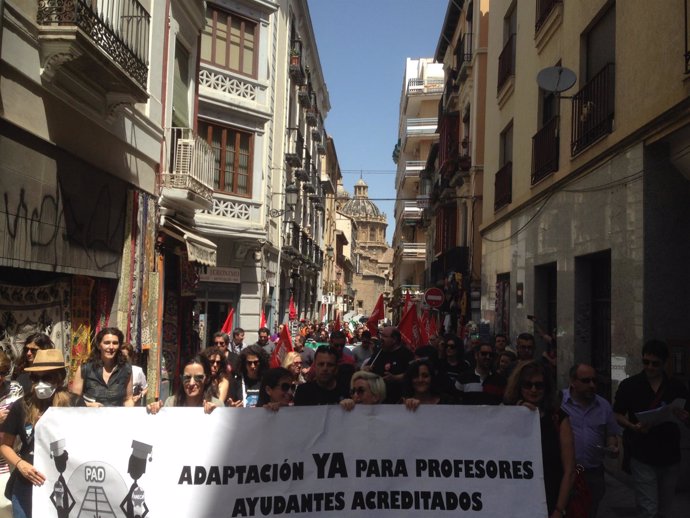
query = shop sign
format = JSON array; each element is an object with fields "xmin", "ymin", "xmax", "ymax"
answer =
[{"xmin": 200, "ymin": 267, "xmax": 241, "ymax": 284}]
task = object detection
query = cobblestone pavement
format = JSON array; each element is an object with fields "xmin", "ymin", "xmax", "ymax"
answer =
[{"xmin": 597, "ymin": 469, "xmax": 689, "ymax": 518}]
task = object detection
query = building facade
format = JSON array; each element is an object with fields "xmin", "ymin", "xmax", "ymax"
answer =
[
  {"xmin": 391, "ymin": 58, "xmax": 444, "ymax": 319},
  {"xmin": 481, "ymin": 0, "xmax": 690, "ymax": 399}
]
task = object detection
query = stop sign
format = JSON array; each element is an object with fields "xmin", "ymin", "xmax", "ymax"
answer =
[{"xmin": 423, "ymin": 287, "xmax": 444, "ymax": 308}]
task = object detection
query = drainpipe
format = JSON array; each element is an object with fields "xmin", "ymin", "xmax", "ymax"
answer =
[{"xmin": 0, "ymin": 0, "xmax": 5, "ymax": 59}]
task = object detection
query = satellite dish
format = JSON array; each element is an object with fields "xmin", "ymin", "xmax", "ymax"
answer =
[{"xmin": 536, "ymin": 66, "xmax": 577, "ymax": 93}]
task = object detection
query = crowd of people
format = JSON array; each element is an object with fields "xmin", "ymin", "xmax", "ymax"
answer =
[{"xmin": 0, "ymin": 321, "xmax": 686, "ymax": 518}]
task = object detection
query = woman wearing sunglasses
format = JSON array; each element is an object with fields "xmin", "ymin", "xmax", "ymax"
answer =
[
  {"xmin": 257, "ymin": 368, "xmax": 295, "ymax": 411},
  {"xmin": 201, "ymin": 346, "xmax": 230, "ymax": 404},
  {"xmin": 12, "ymin": 333, "xmax": 54, "ymax": 395},
  {"xmin": 1, "ymin": 349, "xmax": 83, "ymax": 518},
  {"xmin": 147, "ymin": 355, "xmax": 220, "ymax": 414},
  {"xmin": 504, "ymin": 360, "xmax": 575, "ymax": 518},
  {"xmin": 340, "ymin": 371, "xmax": 386, "ymax": 411}
]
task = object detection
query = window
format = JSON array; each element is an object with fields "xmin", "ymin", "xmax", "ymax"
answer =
[
  {"xmin": 172, "ymin": 40, "xmax": 190, "ymax": 127},
  {"xmin": 202, "ymin": 8, "xmax": 257, "ymax": 78},
  {"xmin": 198, "ymin": 121, "xmax": 253, "ymax": 196}
]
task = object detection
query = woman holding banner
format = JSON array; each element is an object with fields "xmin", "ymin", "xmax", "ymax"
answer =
[
  {"xmin": 1, "ymin": 349, "xmax": 83, "ymax": 518},
  {"xmin": 147, "ymin": 355, "xmax": 220, "ymax": 414},
  {"xmin": 202, "ymin": 346, "xmax": 230, "ymax": 403},
  {"xmin": 257, "ymin": 368, "xmax": 295, "ymax": 410},
  {"xmin": 504, "ymin": 360, "xmax": 575, "ymax": 518},
  {"xmin": 402, "ymin": 359, "xmax": 455, "ymax": 410},
  {"xmin": 340, "ymin": 371, "xmax": 386, "ymax": 410}
]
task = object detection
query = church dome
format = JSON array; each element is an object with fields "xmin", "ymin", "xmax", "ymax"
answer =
[{"xmin": 341, "ymin": 178, "xmax": 385, "ymax": 219}]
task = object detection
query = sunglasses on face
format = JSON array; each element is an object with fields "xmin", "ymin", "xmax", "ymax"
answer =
[
  {"xmin": 246, "ymin": 360, "xmax": 260, "ymax": 366},
  {"xmin": 181, "ymin": 374, "xmax": 205, "ymax": 384},
  {"xmin": 279, "ymin": 383, "xmax": 296, "ymax": 392},
  {"xmin": 350, "ymin": 387, "xmax": 367, "ymax": 396},
  {"xmin": 446, "ymin": 343, "xmax": 457, "ymax": 348},
  {"xmin": 521, "ymin": 381, "xmax": 545, "ymax": 390},
  {"xmin": 214, "ymin": 342, "xmax": 226, "ymax": 346},
  {"xmin": 642, "ymin": 359, "xmax": 662, "ymax": 367},
  {"xmin": 210, "ymin": 359, "xmax": 222, "ymax": 365}
]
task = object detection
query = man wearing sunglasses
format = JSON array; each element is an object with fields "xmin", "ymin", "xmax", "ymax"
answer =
[
  {"xmin": 613, "ymin": 340, "xmax": 690, "ymax": 518},
  {"xmin": 562, "ymin": 363, "xmax": 621, "ymax": 518},
  {"xmin": 455, "ymin": 343, "xmax": 506, "ymax": 405}
]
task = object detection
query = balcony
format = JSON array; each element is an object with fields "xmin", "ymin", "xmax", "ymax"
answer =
[
  {"xmin": 283, "ymin": 222, "xmax": 301, "ymax": 255},
  {"xmin": 407, "ymin": 77, "xmax": 444, "ymax": 95},
  {"xmin": 305, "ymin": 107, "xmax": 319, "ymax": 127},
  {"xmin": 160, "ymin": 128, "xmax": 214, "ymax": 212},
  {"xmin": 571, "ymin": 64, "xmax": 615, "ymax": 156},
  {"xmin": 494, "ymin": 162, "xmax": 512, "ymax": 211},
  {"xmin": 37, "ymin": 0, "xmax": 149, "ymax": 104},
  {"xmin": 406, "ymin": 118, "xmax": 439, "ymax": 139},
  {"xmin": 399, "ymin": 242, "xmax": 426, "ymax": 261},
  {"xmin": 285, "ymin": 127, "xmax": 304, "ymax": 167},
  {"xmin": 456, "ymin": 32, "xmax": 473, "ymax": 81},
  {"xmin": 497, "ymin": 34, "xmax": 516, "ymax": 93},
  {"xmin": 405, "ymin": 160, "xmax": 425, "ymax": 178},
  {"xmin": 401, "ymin": 201, "xmax": 423, "ymax": 224},
  {"xmin": 298, "ymin": 84, "xmax": 312, "ymax": 107},
  {"xmin": 289, "ymin": 40, "xmax": 306, "ymax": 84},
  {"xmin": 532, "ymin": 116, "xmax": 559, "ymax": 184}
]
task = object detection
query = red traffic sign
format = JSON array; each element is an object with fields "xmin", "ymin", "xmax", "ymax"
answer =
[{"xmin": 423, "ymin": 287, "xmax": 444, "ymax": 308}]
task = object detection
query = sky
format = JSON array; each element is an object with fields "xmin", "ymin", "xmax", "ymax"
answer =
[{"xmin": 307, "ymin": 0, "xmax": 448, "ymax": 243}]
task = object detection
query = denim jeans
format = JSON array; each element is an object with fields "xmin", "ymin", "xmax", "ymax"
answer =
[
  {"xmin": 630, "ymin": 457, "xmax": 680, "ymax": 518},
  {"xmin": 10, "ymin": 481, "xmax": 31, "ymax": 518}
]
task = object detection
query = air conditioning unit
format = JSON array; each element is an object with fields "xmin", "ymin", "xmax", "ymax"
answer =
[{"xmin": 174, "ymin": 139, "xmax": 195, "ymax": 175}]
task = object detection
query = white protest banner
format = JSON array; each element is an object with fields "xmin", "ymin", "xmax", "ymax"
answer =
[{"xmin": 34, "ymin": 405, "xmax": 547, "ymax": 517}]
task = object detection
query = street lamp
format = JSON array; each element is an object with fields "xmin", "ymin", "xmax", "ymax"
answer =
[
  {"xmin": 326, "ymin": 245, "xmax": 334, "ymax": 259},
  {"xmin": 269, "ymin": 181, "xmax": 299, "ymax": 217}
]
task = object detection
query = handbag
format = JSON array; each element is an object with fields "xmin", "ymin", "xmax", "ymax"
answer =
[
  {"xmin": 566, "ymin": 465, "xmax": 592, "ymax": 518},
  {"xmin": 3, "ymin": 470, "xmax": 17, "ymax": 501}
]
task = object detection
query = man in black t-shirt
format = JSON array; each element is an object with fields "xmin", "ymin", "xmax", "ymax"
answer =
[
  {"xmin": 613, "ymin": 340, "xmax": 690, "ymax": 518},
  {"xmin": 294, "ymin": 347, "xmax": 348, "ymax": 406},
  {"xmin": 366, "ymin": 326, "xmax": 414, "ymax": 403}
]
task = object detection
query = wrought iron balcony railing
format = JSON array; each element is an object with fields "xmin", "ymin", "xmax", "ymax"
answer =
[
  {"xmin": 285, "ymin": 127, "xmax": 304, "ymax": 167},
  {"xmin": 571, "ymin": 63, "xmax": 615, "ymax": 156},
  {"xmin": 37, "ymin": 0, "xmax": 150, "ymax": 90},
  {"xmin": 456, "ymin": 32, "xmax": 473, "ymax": 79},
  {"xmin": 494, "ymin": 162, "xmax": 512, "ymax": 211},
  {"xmin": 497, "ymin": 34, "xmax": 516, "ymax": 92},
  {"xmin": 532, "ymin": 116, "xmax": 559, "ymax": 184},
  {"xmin": 407, "ymin": 77, "xmax": 444, "ymax": 95}
]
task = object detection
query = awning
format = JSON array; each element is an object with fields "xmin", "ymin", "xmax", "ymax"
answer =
[{"xmin": 160, "ymin": 217, "xmax": 217, "ymax": 267}]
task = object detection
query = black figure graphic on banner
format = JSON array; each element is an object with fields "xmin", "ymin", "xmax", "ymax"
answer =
[
  {"xmin": 49, "ymin": 439, "xmax": 75, "ymax": 518},
  {"xmin": 120, "ymin": 440, "xmax": 152, "ymax": 518}
]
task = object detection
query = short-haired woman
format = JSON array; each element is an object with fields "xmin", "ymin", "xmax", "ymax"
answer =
[
  {"xmin": 340, "ymin": 371, "xmax": 386, "ymax": 411},
  {"xmin": 257, "ymin": 368, "xmax": 294, "ymax": 411}
]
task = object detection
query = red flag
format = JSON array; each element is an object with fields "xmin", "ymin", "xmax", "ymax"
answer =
[
  {"xmin": 260, "ymin": 310, "xmax": 266, "ymax": 329},
  {"xmin": 220, "ymin": 306, "xmax": 235, "ymax": 334},
  {"xmin": 288, "ymin": 295, "xmax": 297, "ymax": 321},
  {"xmin": 404, "ymin": 290, "xmax": 414, "ymax": 313},
  {"xmin": 366, "ymin": 294, "xmax": 384, "ymax": 334},
  {"xmin": 270, "ymin": 324, "xmax": 294, "ymax": 368},
  {"xmin": 398, "ymin": 303, "xmax": 424, "ymax": 350}
]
